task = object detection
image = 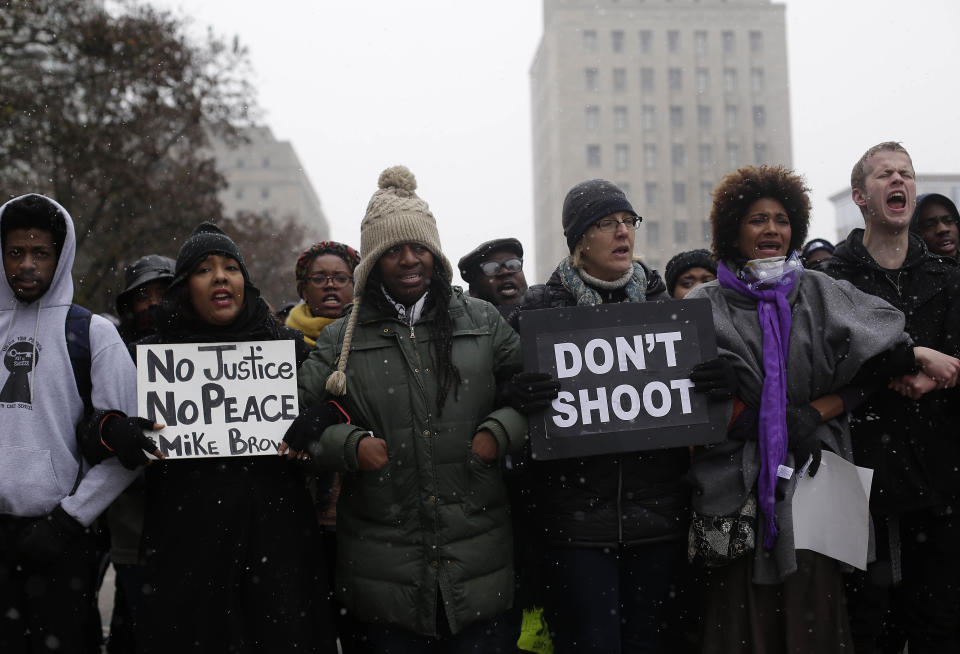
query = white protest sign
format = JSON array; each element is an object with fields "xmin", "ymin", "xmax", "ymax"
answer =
[
  {"xmin": 792, "ymin": 451, "xmax": 874, "ymax": 570},
  {"xmin": 137, "ymin": 341, "xmax": 298, "ymax": 458}
]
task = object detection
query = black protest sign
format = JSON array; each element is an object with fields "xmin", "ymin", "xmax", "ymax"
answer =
[
  {"xmin": 519, "ymin": 299, "xmax": 728, "ymax": 460},
  {"xmin": 136, "ymin": 341, "xmax": 298, "ymax": 459}
]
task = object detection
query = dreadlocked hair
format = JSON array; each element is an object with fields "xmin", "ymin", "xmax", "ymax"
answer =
[{"xmin": 366, "ymin": 261, "xmax": 462, "ymax": 416}]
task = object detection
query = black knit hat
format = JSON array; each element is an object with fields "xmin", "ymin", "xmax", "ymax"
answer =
[
  {"xmin": 116, "ymin": 254, "xmax": 175, "ymax": 314},
  {"xmin": 457, "ymin": 237, "xmax": 523, "ymax": 284},
  {"xmin": 171, "ymin": 222, "xmax": 249, "ymax": 287},
  {"xmin": 664, "ymin": 249, "xmax": 716, "ymax": 296},
  {"xmin": 562, "ymin": 179, "xmax": 638, "ymax": 253}
]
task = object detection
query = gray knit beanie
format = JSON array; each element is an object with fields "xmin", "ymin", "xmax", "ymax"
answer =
[{"xmin": 326, "ymin": 165, "xmax": 452, "ymax": 396}]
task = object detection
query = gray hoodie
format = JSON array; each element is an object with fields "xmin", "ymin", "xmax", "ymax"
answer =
[{"xmin": 0, "ymin": 194, "xmax": 138, "ymax": 526}]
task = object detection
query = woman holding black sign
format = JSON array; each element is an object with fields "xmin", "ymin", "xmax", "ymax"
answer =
[
  {"xmin": 133, "ymin": 223, "xmax": 335, "ymax": 653},
  {"xmin": 684, "ymin": 165, "xmax": 956, "ymax": 653},
  {"xmin": 509, "ymin": 179, "xmax": 718, "ymax": 653}
]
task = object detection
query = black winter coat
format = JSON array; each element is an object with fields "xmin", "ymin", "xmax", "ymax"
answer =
[
  {"xmin": 511, "ymin": 264, "xmax": 689, "ymax": 547},
  {"xmin": 817, "ymin": 229, "xmax": 960, "ymax": 515}
]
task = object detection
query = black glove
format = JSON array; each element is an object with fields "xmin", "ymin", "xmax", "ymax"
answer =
[
  {"xmin": 727, "ymin": 406, "xmax": 758, "ymax": 442},
  {"xmin": 690, "ymin": 357, "xmax": 738, "ymax": 401},
  {"xmin": 17, "ymin": 505, "xmax": 87, "ymax": 564},
  {"xmin": 786, "ymin": 404, "xmax": 822, "ymax": 477},
  {"xmin": 101, "ymin": 414, "xmax": 159, "ymax": 470},
  {"xmin": 283, "ymin": 401, "xmax": 348, "ymax": 457},
  {"xmin": 499, "ymin": 372, "xmax": 561, "ymax": 414}
]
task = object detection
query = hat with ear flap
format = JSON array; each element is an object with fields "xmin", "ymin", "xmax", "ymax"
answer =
[{"xmin": 325, "ymin": 165, "xmax": 452, "ymax": 396}]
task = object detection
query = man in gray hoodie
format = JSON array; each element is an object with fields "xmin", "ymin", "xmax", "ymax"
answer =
[{"xmin": 0, "ymin": 194, "xmax": 142, "ymax": 654}]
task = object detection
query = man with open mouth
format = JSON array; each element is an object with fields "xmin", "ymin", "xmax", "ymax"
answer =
[
  {"xmin": 818, "ymin": 141, "xmax": 960, "ymax": 653},
  {"xmin": 910, "ymin": 192, "xmax": 960, "ymax": 261},
  {"xmin": 457, "ymin": 237, "xmax": 529, "ymax": 311}
]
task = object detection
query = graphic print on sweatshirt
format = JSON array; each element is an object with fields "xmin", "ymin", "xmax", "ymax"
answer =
[{"xmin": 0, "ymin": 336, "xmax": 40, "ymax": 407}]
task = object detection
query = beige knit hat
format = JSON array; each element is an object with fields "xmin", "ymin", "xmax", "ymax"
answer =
[{"xmin": 326, "ymin": 165, "xmax": 453, "ymax": 396}]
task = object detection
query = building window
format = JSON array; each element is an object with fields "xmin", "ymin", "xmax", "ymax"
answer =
[
  {"xmin": 234, "ymin": 187, "xmax": 244, "ymax": 199},
  {"xmin": 614, "ymin": 106, "xmax": 628, "ymax": 132},
  {"xmin": 585, "ymin": 68, "xmax": 599, "ymax": 92},
  {"xmin": 723, "ymin": 68, "xmax": 738, "ymax": 92},
  {"xmin": 615, "ymin": 144, "xmax": 629, "ymax": 171},
  {"xmin": 639, "ymin": 30, "xmax": 652, "ymax": 54},
  {"xmin": 670, "ymin": 105, "xmax": 684, "ymax": 129},
  {"xmin": 261, "ymin": 156, "xmax": 270, "ymax": 168},
  {"xmin": 261, "ymin": 186, "xmax": 270, "ymax": 199},
  {"xmin": 640, "ymin": 68, "xmax": 654, "ymax": 93},
  {"xmin": 645, "ymin": 182, "xmax": 659, "ymax": 207},
  {"xmin": 668, "ymin": 30, "xmax": 680, "ymax": 53},
  {"xmin": 618, "ymin": 182, "xmax": 631, "ymax": 198},
  {"xmin": 698, "ymin": 143, "xmax": 713, "ymax": 167},
  {"xmin": 751, "ymin": 67, "xmax": 765, "ymax": 93},
  {"xmin": 643, "ymin": 144, "xmax": 658, "ymax": 169},
  {"xmin": 725, "ymin": 104, "xmax": 739, "ymax": 130},
  {"xmin": 674, "ymin": 221, "xmax": 689, "ymax": 244},
  {"xmin": 700, "ymin": 183, "xmax": 713, "ymax": 207},
  {"xmin": 641, "ymin": 105, "xmax": 656, "ymax": 130},
  {"xmin": 612, "ymin": 30, "xmax": 624, "ymax": 53},
  {"xmin": 236, "ymin": 158, "xmax": 245, "ymax": 168},
  {"xmin": 695, "ymin": 68, "xmax": 709, "ymax": 94},
  {"xmin": 669, "ymin": 68, "xmax": 683, "ymax": 91},
  {"xmin": 613, "ymin": 67, "xmax": 627, "ymax": 92},
  {"xmin": 702, "ymin": 219, "xmax": 712, "ymax": 242},
  {"xmin": 749, "ymin": 30, "xmax": 763, "ymax": 53},
  {"xmin": 697, "ymin": 105, "xmax": 712, "ymax": 129},
  {"xmin": 583, "ymin": 30, "xmax": 597, "ymax": 52},
  {"xmin": 673, "ymin": 182, "xmax": 686, "ymax": 204},
  {"xmin": 585, "ymin": 105, "xmax": 600, "ymax": 131},
  {"xmin": 753, "ymin": 105, "xmax": 766, "ymax": 128},
  {"xmin": 647, "ymin": 221, "xmax": 661, "ymax": 245},
  {"xmin": 722, "ymin": 30, "xmax": 735, "ymax": 54},
  {"xmin": 672, "ymin": 144, "xmax": 685, "ymax": 167},
  {"xmin": 587, "ymin": 145, "xmax": 602, "ymax": 168},
  {"xmin": 754, "ymin": 142, "xmax": 767, "ymax": 164},
  {"xmin": 726, "ymin": 142, "xmax": 740, "ymax": 169},
  {"xmin": 695, "ymin": 30, "xmax": 708, "ymax": 56}
]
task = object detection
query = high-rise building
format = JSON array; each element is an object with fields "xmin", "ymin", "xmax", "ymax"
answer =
[
  {"xmin": 530, "ymin": 0, "xmax": 792, "ymax": 278},
  {"xmin": 210, "ymin": 126, "xmax": 329, "ymax": 238}
]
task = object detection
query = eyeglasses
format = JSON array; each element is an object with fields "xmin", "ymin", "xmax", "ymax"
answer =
[
  {"xmin": 478, "ymin": 258, "xmax": 523, "ymax": 277},
  {"xmin": 306, "ymin": 274, "xmax": 353, "ymax": 288},
  {"xmin": 594, "ymin": 216, "xmax": 642, "ymax": 232}
]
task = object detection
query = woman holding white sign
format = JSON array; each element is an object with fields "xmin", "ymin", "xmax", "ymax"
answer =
[
  {"xmin": 685, "ymin": 165, "xmax": 956, "ymax": 653},
  {"xmin": 134, "ymin": 223, "xmax": 335, "ymax": 653}
]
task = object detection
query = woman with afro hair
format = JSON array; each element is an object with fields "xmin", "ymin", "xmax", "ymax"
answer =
[{"xmin": 683, "ymin": 165, "xmax": 951, "ymax": 652}]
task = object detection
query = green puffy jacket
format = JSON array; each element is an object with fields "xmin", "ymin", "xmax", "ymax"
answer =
[{"xmin": 298, "ymin": 289, "xmax": 527, "ymax": 637}]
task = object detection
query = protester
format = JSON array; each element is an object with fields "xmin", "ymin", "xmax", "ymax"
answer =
[
  {"xmin": 286, "ymin": 239, "xmax": 361, "ymax": 651},
  {"xmin": 800, "ymin": 238, "xmax": 835, "ymax": 268},
  {"xmin": 274, "ymin": 300, "xmax": 297, "ymax": 326},
  {"xmin": 686, "ymin": 163, "xmax": 953, "ymax": 653},
  {"xmin": 818, "ymin": 142, "xmax": 960, "ymax": 654},
  {"xmin": 910, "ymin": 192, "xmax": 960, "ymax": 260},
  {"xmin": 509, "ymin": 178, "xmax": 707, "ymax": 653},
  {"xmin": 133, "ymin": 222, "xmax": 335, "ymax": 653},
  {"xmin": 288, "ymin": 165, "xmax": 542, "ymax": 651},
  {"xmin": 103, "ymin": 254, "xmax": 175, "ymax": 654},
  {"xmin": 664, "ymin": 248, "xmax": 717, "ymax": 299},
  {"xmin": 0, "ymin": 194, "xmax": 144, "ymax": 654},
  {"xmin": 457, "ymin": 237, "xmax": 529, "ymax": 309}
]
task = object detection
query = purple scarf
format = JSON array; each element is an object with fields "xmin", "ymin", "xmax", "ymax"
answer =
[{"xmin": 717, "ymin": 261, "xmax": 796, "ymax": 549}]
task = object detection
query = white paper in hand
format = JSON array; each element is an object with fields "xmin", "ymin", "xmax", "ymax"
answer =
[{"xmin": 791, "ymin": 450, "xmax": 873, "ymax": 570}]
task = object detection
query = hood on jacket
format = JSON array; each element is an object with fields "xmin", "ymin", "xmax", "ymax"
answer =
[
  {"xmin": 0, "ymin": 194, "xmax": 76, "ymax": 310},
  {"xmin": 831, "ymin": 227, "xmax": 930, "ymax": 272}
]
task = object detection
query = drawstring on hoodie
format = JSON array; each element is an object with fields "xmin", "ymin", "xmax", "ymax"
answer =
[{"xmin": 29, "ymin": 297, "xmax": 41, "ymax": 405}]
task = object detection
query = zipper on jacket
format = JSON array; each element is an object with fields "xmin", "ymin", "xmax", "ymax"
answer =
[
  {"xmin": 617, "ymin": 459, "xmax": 624, "ymax": 543},
  {"xmin": 882, "ymin": 270, "xmax": 903, "ymax": 301}
]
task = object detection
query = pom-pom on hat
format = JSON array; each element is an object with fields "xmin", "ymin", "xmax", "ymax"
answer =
[{"xmin": 325, "ymin": 165, "xmax": 452, "ymax": 396}]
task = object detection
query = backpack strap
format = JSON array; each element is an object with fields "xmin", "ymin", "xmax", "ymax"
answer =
[
  {"xmin": 66, "ymin": 304, "xmax": 93, "ymax": 416},
  {"xmin": 65, "ymin": 304, "xmax": 93, "ymax": 495}
]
